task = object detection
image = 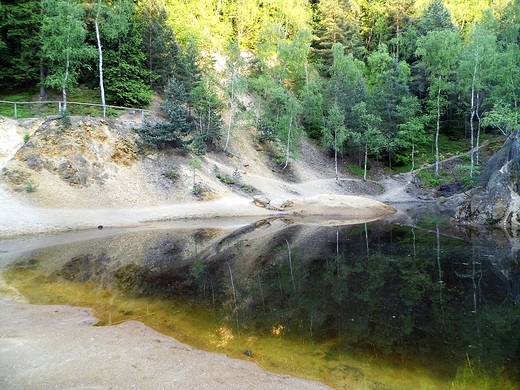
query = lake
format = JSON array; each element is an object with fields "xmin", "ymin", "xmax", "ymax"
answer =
[{"xmin": 1, "ymin": 203, "xmax": 519, "ymax": 389}]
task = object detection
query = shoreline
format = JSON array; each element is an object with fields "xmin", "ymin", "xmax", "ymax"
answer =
[
  {"xmin": 0, "ymin": 298, "xmax": 332, "ymax": 390},
  {"xmin": 0, "ymin": 190, "xmax": 397, "ymax": 239}
]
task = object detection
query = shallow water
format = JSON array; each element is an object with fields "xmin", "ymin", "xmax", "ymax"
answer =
[{"xmin": 1, "ymin": 209, "xmax": 519, "ymax": 389}]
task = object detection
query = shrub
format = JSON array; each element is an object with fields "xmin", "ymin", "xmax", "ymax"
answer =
[
  {"xmin": 240, "ymin": 184, "xmax": 255, "ymax": 193},
  {"xmin": 25, "ymin": 182, "xmax": 38, "ymax": 193},
  {"xmin": 416, "ymin": 170, "xmax": 439, "ymax": 188},
  {"xmin": 216, "ymin": 173, "xmax": 234, "ymax": 185},
  {"xmin": 165, "ymin": 164, "xmax": 179, "ymax": 183},
  {"xmin": 192, "ymin": 184, "xmax": 202, "ymax": 196},
  {"xmin": 232, "ymin": 169, "xmax": 241, "ymax": 182},
  {"xmin": 60, "ymin": 109, "xmax": 71, "ymax": 128}
]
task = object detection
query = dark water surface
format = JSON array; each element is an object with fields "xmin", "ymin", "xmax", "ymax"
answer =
[{"xmin": 1, "ymin": 206, "xmax": 519, "ymax": 389}]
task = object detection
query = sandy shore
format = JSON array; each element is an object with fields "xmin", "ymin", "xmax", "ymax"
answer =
[
  {"xmin": 0, "ymin": 298, "xmax": 332, "ymax": 389},
  {"xmin": 0, "ymin": 182, "xmax": 396, "ymax": 238}
]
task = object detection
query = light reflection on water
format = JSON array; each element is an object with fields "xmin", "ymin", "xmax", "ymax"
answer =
[{"xmin": 1, "ymin": 208, "xmax": 519, "ymax": 390}]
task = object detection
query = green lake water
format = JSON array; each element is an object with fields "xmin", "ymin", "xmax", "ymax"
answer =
[{"xmin": 1, "ymin": 205, "xmax": 519, "ymax": 389}]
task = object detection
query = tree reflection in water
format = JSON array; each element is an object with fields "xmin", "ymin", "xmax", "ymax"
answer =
[{"xmin": 3, "ymin": 212, "xmax": 519, "ymax": 389}]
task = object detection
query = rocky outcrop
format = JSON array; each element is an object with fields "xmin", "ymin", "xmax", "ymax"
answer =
[{"xmin": 454, "ymin": 132, "xmax": 520, "ymax": 228}]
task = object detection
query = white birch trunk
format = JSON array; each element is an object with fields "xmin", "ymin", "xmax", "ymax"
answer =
[
  {"xmin": 95, "ymin": 14, "xmax": 106, "ymax": 118},
  {"xmin": 224, "ymin": 67, "xmax": 236, "ymax": 152},
  {"xmin": 283, "ymin": 118, "xmax": 292, "ymax": 169},
  {"xmin": 363, "ymin": 143, "xmax": 368, "ymax": 181},
  {"xmin": 63, "ymin": 51, "xmax": 69, "ymax": 112},
  {"xmin": 334, "ymin": 129, "xmax": 338, "ymax": 181},
  {"xmin": 435, "ymin": 77, "xmax": 441, "ymax": 178}
]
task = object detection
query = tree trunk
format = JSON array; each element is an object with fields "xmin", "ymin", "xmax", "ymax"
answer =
[
  {"xmin": 469, "ymin": 87, "xmax": 475, "ymax": 178},
  {"xmin": 39, "ymin": 58, "xmax": 47, "ymax": 98},
  {"xmin": 334, "ymin": 129, "xmax": 338, "ymax": 181},
  {"xmin": 215, "ymin": 0, "xmax": 222, "ymax": 18},
  {"xmin": 334, "ymin": 148, "xmax": 338, "ymax": 181},
  {"xmin": 39, "ymin": 1, "xmax": 47, "ymax": 99},
  {"xmin": 224, "ymin": 67, "xmax": 236, "ymax": 152},
  {"xmin": 396, "ymin": 13, "xmax": 400, "ymax": 60},
  {"xmin": 411, "ymin": 142, "xmax": 415, "ymax": 172},
  {"xmin": 435, "ymin": 77, "xmax": 441, "ymax": 178},
  {"xmin": 469, "ymin": 61, "xmax": 478, "ymax": 178},
  {"xmin": 95, "ymin": 15, "xmax": 106, "ymax": 118},
  {"xmin": 476, "ymin": 93, "xmax": 482, "ymax": 167},
  {"xmin": 63, "ymin": 51, "xmax": 69, "ymax": 112},
  {"xmin": 363, "ymin": 143, "xmax": 368, "ymax": 181},
  {"xmin": 283, "ymin": 118, "xmax": 292, "ymax": 169}
]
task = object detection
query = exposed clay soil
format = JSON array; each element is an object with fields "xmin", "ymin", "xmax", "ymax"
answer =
[{"xmin": 0, "ymin": 114, "xmax": 418, "ymax": 389}]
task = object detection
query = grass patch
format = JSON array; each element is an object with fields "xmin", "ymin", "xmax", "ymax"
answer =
[
  {"xmin": 216, "ymin": 173, "xmax": 235, "ymax": 185},
  {"xmin": 0, "ymin": 85, "xmax": 138, "ymax": 119},
  {"xmin": 346, "ymin": 164, "xmax": 365, "ymax": 178}
]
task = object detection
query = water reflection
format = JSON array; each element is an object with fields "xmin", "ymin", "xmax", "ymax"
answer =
[{"xmin": 1, "ymin": 210, "xmax": 519, "ymax": 389}]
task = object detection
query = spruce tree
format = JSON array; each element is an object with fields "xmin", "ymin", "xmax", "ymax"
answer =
[
  {"xmin": 103, "ymin": 3, "xmax": 152, "ymax": 108},
  {"xmin": 138, "ymin": 1, "xmax": 181, "ymax": 91},
  {"xmin": 0, "ymin": 0, "xmax": 42, "ymax": 90},
  {"xmin": 135, "ymin": 77, "xmax": 193, "ymax": 150}
]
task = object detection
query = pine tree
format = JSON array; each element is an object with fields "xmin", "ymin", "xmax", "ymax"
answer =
[
  {"xmin": 191, "ymin": 75, "xmax": 224, "ymax": 154},
  {"xmin": 0, "ymin": 0, "xmax": 42, "ymax": 90},
  {"xmin": 312, "ymin": 0, "xmax": 362, "ymax": 67},
  {"xmin": 135, "ymin": 77, "xmax": 193, "ymax": 150},
  {"xmin": 138, "ymin": 1, "xmax": 181, "ymax": 91},
  {"xmin": 418, "ymin": 0, "xmax": 455, "ymax": 35},
  {"xmin": 103, "ymin": 1, "xmax": 152, "ymax": 108}
]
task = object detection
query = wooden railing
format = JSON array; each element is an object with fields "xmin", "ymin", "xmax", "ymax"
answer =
[{"xmin": 0, "ymin": 100, "xmax": 151, "ymax": 120}]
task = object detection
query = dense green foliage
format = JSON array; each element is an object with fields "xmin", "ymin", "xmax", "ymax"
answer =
[{"xmin": 1, "ymin": 0, "xmax": 520, "ymax": 171}]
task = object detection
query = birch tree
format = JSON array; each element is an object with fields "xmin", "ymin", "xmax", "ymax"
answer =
[
  {"xmin": 91, "ymin": 0, "xmax": 108, "ymax": 117},
  {"xmin": 395, "ymin": 95, "xmax": 427, "ymax": 171},
  {"xmin": 223, "ymin": 41, "xmax": 247, "ymax": 152},
  {"xmin": 41, "ymin": 0, "xmax": 94, "ymax": 112},
  {"xmin": 416, "ymin": 29, "xmax": 460, "ymax": 178},
  {"xmin": 322, "ymin": 103, "xmax": 348, "ymax": 180},
  {"xmin": 351, "ymin": 101, "xmax": 385, "ymax": 181},
  {"xmin": 458, "ymin": 22, "xmax": 496, "ymax": 177}
]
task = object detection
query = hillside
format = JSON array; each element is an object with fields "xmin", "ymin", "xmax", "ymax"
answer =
[{"xmin": 0, "ymin": 114, "xmax": 415, "ymax": 237}]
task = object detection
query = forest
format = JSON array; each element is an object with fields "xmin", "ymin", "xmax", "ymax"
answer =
[{"xmin": 1, "ymin": 0, "xmax": 520, "ymax": 180}]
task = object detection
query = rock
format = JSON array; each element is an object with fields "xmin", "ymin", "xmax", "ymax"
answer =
[
  {"xmin": 23, "ymin": 154, "xmax": 44, "ymax": 171},
  {"xmin": 253, "ymin": 195, "xmax": 271, "ymax": 208},
  {"xmin": 280, "ymin": 200, "xmax": 294, "ymax": 208},
  {"xmin": 2, "ymin": 168, "xmax": 30, "ymax": 185},
  {"xmin": 454, "ymin": 131, "xmax": 520, "ymax": 228}
]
